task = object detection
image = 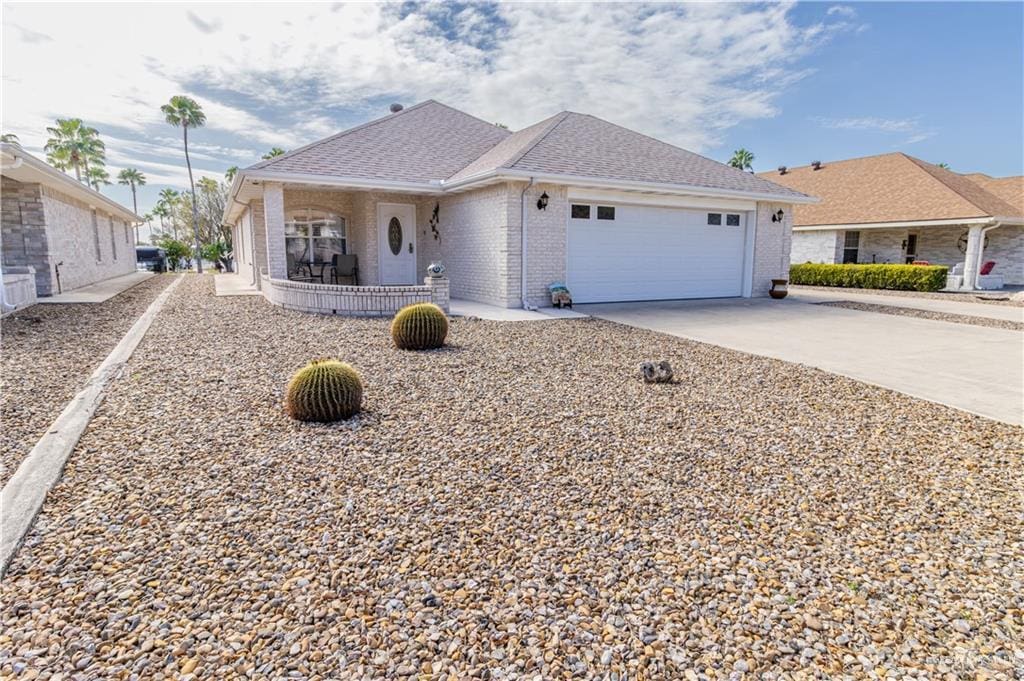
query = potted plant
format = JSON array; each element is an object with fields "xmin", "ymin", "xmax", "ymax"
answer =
[{"xmin": 769, "ymin": 278, "xmax": 788, "ymax": 299}]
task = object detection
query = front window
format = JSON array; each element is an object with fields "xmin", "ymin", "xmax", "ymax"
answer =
[
  {"xmin": 843, "ymin": 230, "xmax": 860, "ymax": 264},
  {"xmin": 285, "ymin": 208, "xmax": 346, "ymax": 279}
]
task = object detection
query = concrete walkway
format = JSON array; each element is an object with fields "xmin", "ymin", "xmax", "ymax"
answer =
[
  {"xmin": 37, "ymin": 271, "xmax": 155, "ymax": 304},
  {"xmin": 581, "ymin": 297, "xmax": 1023, "ymax": 425},
  {"xmin": 450, "ymin": 298, "xmax": 588, "ymax": 321},
  {"xmin": 214, "ymin": 273, "xmax": 262, "ymax": 296},
  {"xmin": 790, "ymin": 287, "xmax": 1024, "ymax": 322}
]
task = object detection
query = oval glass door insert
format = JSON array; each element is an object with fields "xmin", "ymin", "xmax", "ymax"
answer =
[{"xmin": 388, "ymin": 217, "xmax": 403, "ymax": 256}]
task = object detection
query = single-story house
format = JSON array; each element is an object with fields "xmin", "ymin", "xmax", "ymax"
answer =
[
  {"xmin": 759, "ymin": 153, "xmax": 1024, "ymax": 289},
  {"xmin": 1, "ymin": 142, "xmax": 141, "ymax": 309},
  {"xmin": 224, "ymin": 100, "xmax": 814, "ymax": 315}
]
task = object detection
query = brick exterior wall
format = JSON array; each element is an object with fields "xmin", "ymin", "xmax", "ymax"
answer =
[
  {"xmin": 858, "ymin": 229, "xmax": 905, "ymax": 264},
  {"xmin": 262, "ymin": 275, "xmax": 448, "ymax": 316},
  {"xmin": 1, "ymin": 178, "xmax": 135, "ymax": 296},
  {"xmin": 751, "ymin": 202, "xmax": 794, "ymax": 296},
  {"xmin": 791, "ymin": 230, "xmax": 840, "ymax": 264},
  {"xmin": 1, "ymin": 179, "xmax": 49, "ymax": 294}
]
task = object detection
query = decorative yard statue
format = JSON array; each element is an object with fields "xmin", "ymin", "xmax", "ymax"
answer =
[
  {"xmin": 427, "ymin": 261, "xmax": 446, "ymax": 277},
  {"xmin": 641, "ymin": 361, "xmax": 674, "ymax": 384},
  {"xmin": 548, "ymin": 282, "xmax": 572, "ymax": 308}
]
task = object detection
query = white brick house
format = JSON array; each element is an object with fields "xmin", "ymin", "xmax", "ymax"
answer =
[
  {"xmin": 1, "ymin": 143, "xmax": 141, "ymax": 301},
  {"xmin": 761, "ymin": 154, "xmax": 1024, "ymax": 289},
  {"xmin": 224, "ymin": 101, "xmax": 813, "ymax": 314}
]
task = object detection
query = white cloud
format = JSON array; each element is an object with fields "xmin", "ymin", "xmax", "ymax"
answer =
[
  {"xmin": 811, "ymin": 116, "xmax": 937, "ymax": 145},
  {"xmin": 827, "ymin": 5, "xmax": 858, "ymax": 18},
  {"xmin": 3, "ymin": 2, "xmax": 860, "ymax": 210}
]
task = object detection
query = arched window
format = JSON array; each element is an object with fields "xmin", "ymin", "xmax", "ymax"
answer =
[{"xmin": 285, "ymin": 208, "xmax": 347, "ymax": 279}]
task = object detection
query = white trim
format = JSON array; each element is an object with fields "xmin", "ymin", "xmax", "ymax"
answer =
[
  {"xmin": 443, "ymin": 168, "xmax": 817, "ymax": 204},
  {"xmin": 741, "ymin": 209, "xmax": 756, "ymax": 297},
  {"xmin": 794, "ymin": 216, "xmax": 1022, "ymax": 232},
  {"xmin": 567, "ymin": 187, "xmax": 757, "ymax": 212},
  {"xmin": 245, "ymin": 169, "xmax": 442, "ymax": 193},
  {"xmin": 0, "ymin": 143, "xmax": 141, "ymax": 223}
]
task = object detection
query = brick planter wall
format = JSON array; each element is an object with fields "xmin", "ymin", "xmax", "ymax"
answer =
[{"xmin": 262, "ymin": 276, "xmax": 450, "ymax": 317}]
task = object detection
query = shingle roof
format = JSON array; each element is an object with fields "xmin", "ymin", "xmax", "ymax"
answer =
[
  {"xmin": 962, "ymin": 173, "xmax": 1024, "ymax": 215},
  {"xmin": 248, "ymin": 100, "xmax": 511, "ymax": 183},
  {"xmin": 757, "ymin": 153, "xmax": 1023, "ymax": 227},
  {"xmin": 244, "ymin": 101, "xmax": 811, "ymax": 200},
  {"xmin": 449, "ymin": 111, "xmax": 809, "ymax": 199}
]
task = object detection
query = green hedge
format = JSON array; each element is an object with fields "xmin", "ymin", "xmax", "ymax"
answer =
[{"xmin": 789, "ymin": 263, "xmax": 949, "ymax": 292}]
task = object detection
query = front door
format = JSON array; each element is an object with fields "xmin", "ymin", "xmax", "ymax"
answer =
[
  {"xmin": 904, "ymin": 233, "xmax": 918, "ymax": 264},
  {"xmin": 377, "ymin": 203, "xmax": 417, "ymax": 284}
]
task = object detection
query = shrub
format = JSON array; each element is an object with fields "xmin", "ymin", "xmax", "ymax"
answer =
[
  {"xmin": 285, "ymin": 359, "xmax": 363, "ymax": 422},
  {"xmin": 391, "ymin": 303, "xmax": 449, "ymax": 350},
  {"xmin": 789, "ymin": 263, "xmax": 948, "ymax": 292}
]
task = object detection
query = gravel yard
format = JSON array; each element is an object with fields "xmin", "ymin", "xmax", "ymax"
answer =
[
  {"xmin": 0, "ymin": 274, "xmax": 175, "ymax": 488},
  {"xmin": 791, "ymin": 284, "xmax": 1024, "ymax": 307},
  {"xmin": 2, "ymin": 275, "xmax": 1021, "ymax": 679},
  {"xmin": 816, "ymin": 300, "xmax": 1024, "ymax": 331}
]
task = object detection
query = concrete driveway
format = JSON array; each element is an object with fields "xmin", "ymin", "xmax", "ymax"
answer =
[{"xmin": 580, "ymin": 298, "xmax": 1023, "ymax": 425}]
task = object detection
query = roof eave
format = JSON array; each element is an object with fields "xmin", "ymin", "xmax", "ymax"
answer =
[
  {"xmin": 442, "ymin": 168, "xmax": 820, "ymax": 204},
  {"xmin": 1, "ymin": 143, "xmax": 143, "ymax": 223},
  {"xmin": 792, "ymin": 216, "xmax": 1023, "ymax": 231}
]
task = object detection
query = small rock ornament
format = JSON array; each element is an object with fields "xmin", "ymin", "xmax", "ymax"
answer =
[{"xmin": 641, "ymin": 361, "xmax": 674, "ymax": 383}]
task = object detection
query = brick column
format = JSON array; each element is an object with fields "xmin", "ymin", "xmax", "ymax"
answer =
[
  {"xmin": 263, "ymin": 183, "xmax": 287, "ymax": 279},
  {"xmin": 427, "ymin": 275, "xmax": 450, "ymax": 313}
]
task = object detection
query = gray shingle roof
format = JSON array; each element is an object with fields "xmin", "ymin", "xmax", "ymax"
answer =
[
  {"xmin": 247, "ymin": 101, "xmax": 809, "ymax": 200},
  {"xmin": 465, "ymin": 112, "xmax": 808, "ymax": 198},
  {"xmin": 248, "ymin": 100, "xmax": 511, "ymax": 183}
]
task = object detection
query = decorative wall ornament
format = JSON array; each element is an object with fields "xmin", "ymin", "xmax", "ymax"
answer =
[
  {"xmin": 429, "ymin": 202, "xmax": 441, "ymax": 243},
  {"xmin": 957, "ymin": 231, "xmax": 989, "ymax": 254},
  {"xmin": 427, "ymin": 261, "xmax": 446, "ymax": 278}
]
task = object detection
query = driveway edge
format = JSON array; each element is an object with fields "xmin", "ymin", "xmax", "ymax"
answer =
[{"xmin": 0, "ymin": 275, "xmax": 183, "ymax": 577}]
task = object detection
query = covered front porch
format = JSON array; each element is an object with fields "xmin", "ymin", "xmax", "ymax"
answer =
[{"xmin": 230, "ymin": 181, "xmax": 451, "ymax": 315}]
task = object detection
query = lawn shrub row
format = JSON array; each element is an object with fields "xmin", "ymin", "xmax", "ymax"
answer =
[{"xmin": 789, "ymin": 263, "xmax": 949, "ymax": 292}]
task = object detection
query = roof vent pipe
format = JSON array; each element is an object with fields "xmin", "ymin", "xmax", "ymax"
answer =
[
  {"xmin": 389, "ymin": 103, "xmax": 404, "ymax": 113},
  {"xmin": 778, "ymin": 165, "xmax": 787, "ymax": 175},
  {"xmin": 811, "ymin": 160, "xmax": 822, "ymax": 170}
]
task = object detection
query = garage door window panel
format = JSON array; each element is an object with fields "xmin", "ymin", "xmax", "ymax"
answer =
[
  {"xmin": 726, "ymin": 214, "xmax": 741, "ymax": 226},
  {"xmin": 707, "ymin": 213, "xmax": 722, "ymax": 226},
  {"xmin": 571, "ymin": 204, "xmax": 591, "ymax": 220},
  {"xmin": 597, "ymin": 206, "xmax": 616, "ymax": 220}
]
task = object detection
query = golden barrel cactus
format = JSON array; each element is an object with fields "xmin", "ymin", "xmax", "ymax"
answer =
[
  {"xmin": 391, "ymin": 303, "xmax": 449, "ymax": 350},
  {"xmin": 285, "ymin": 359, "xmax": 363, "ymax": 422}
]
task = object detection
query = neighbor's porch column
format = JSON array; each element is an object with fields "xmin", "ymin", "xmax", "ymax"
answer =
[
  {"xmin": 961, "ymin": 224, "xmax": 985, "ymax": 290},
  {"xmin": 263, "ymin": 182, "xmax": 287, "ymax": 280}
]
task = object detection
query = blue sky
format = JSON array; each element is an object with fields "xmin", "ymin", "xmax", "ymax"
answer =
[{"xmin": 3, "ymin": 2, "xmax": 1021, "ymax": 225}]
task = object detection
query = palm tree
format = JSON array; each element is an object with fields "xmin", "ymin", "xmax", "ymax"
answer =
[
  {"xmin": 157, "ymin": 188, "xmax": 180, "ymax": 239},
  {"xmin": 44, "ymin": 118, "xmax": 105, "ymax": 182},
  {"xmin": 152, "ymin": 202, "xmax": 170, "ymax": 237},
  {"xmin": 261, "ymin": 147, "xmax": 286, "ymax": 159},
  {"xmin": 224, "ymin": 166, "xmax": 239, "ymax": 183},
  {"xmin": 728, "ymin": 148, "xmax": 755, "ymax": 173},
  {"xmin": 161, "ymin": 95, "xmax": 207, "ymax": 272},
  {"xmin": 1, "ymin": 133, "xmax": 19, "ymax": 145},
  {"xmin": 117, "ymin": 168, "xmax": 147, "ymax": 215},
  {"xmin": 937, "ymin": 162, "xmax": 950, "ymax": 170},
  {"xmin": 87, "ymin": 166, "xmax": 111, "ymax": 192}
]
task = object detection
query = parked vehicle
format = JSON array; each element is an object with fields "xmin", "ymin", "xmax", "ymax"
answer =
[{"xmin": 136, "ymin": 246, "xmax": 168, "ymax": 272}]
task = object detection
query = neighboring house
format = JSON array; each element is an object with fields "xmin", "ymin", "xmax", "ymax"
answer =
[
  {"xmin": 760, "ymin": 153, "xmax": 1024, "ymax": 289},
  {"xmin": 225, "ymin": 100, "xmax": 813, "ymax": 315},
  {"xmin": 1, "ymin": 143, "xmax": 141, "ymax": 300}
]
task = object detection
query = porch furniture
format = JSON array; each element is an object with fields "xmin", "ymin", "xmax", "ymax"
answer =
[
  {"xmin": 296, "ymin": 260, "xmax": 331, "ymax": 283},
  {"xmin": 977, "ymin": 261, "xmax": 1004, "ymax": 290},
  {"xmin": 330, "ymin": 254, "xmax": 359, "ymax": 285},
  {"xmin": 946, "ymin": 263, "xmax": 964, "ymax": 290}
]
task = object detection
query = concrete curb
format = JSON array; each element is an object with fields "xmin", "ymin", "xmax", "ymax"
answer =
[{"xmin": 0, "ymin": 275, "xmax": 183, "ymax": 577}]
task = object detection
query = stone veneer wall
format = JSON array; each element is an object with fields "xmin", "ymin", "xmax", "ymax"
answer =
[
  {"xmin": 261, "ymin": 275, "xmax": 449, "ymax": 316},
  {"xmin": 751, "ymin": 202, "xmax": 794, "ymax": 296},
  {"xmin": 1, "ymin": 178, "xmax": 135, "ymax": 295},
  {"xmin": 1, "ymin": 179, "xmax": 50, "ymax": 294},
  {"xmin": 790, "ymin": 230, "xmax": 840, "ymax": 264},
  {"xmin": 857, "ymin": 229, "xmax": 905, "ymax": 264}
]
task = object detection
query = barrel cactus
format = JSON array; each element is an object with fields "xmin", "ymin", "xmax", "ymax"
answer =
[
  {"xmin": 284, "ymin": 359, "xmax": 363, "ymax": 422},
  {"xmin": 391, "ymin": 303, "xmax": 449, "ymax": 350}
]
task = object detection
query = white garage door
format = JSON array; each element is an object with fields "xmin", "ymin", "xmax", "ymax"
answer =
[{"xmin": 566, "ymin": 202, "xmax": 748, "ymax": 303}]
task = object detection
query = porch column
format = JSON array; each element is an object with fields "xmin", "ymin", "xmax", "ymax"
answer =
[
  {"xmin": 961, "ymin": 224, "xmax": 985, "ymax": 290},
  {"xmin": 263, "ymin": 182, "xmax": 287, "ymax": 280}
]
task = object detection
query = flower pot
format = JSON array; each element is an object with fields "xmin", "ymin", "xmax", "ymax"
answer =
[{"xmin": 769, "ymin": 278, "xmax": 788, "ymax": 299}]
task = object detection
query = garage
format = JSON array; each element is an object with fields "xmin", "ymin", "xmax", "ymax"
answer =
[{"xmin": 566, "ymin": 201, "xmax": 751, "ymax": 303}]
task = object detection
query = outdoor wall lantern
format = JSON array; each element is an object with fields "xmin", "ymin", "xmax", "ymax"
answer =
[
  {"xmin": 901, "ymin": 239, "xmax": 908, "ymax": 250},
  {"xmin": 771, "ymin": 208, "xmax": 784, "ymax": 223},
  {"xmin": 536, "ymin": 192, "xmax": 549, "ymax": 210}
]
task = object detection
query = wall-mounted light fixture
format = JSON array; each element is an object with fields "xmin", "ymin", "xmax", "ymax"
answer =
[
  {"xmin": 536, "ymin": 191, "xmax": 549, "ymax": 211},
  {"xmin": 771, "ymin": 209, "xmax": 784, "ymax": 223},
  {"xmin": 901, "ymin": 239, "xmax": 908, "ymax": 250}
]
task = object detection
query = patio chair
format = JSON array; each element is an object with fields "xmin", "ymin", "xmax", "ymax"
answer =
[{"xmin": 330, "ymin": 254, "xmax": 359, "ymax": 285}]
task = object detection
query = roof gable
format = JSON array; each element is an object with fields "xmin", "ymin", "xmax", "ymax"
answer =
[
  {"xmin": 758, "ymin": 153, "xmax": 1022, "ymax": 226},
  {"xmin": 249, "ymin": 100, "xmax": 511, "ymax": 184}
]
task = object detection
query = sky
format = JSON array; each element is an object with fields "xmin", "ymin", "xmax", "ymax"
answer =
[{"xmin": 3, "ymin": 1, "xmax": 1022, "ymax": 226}]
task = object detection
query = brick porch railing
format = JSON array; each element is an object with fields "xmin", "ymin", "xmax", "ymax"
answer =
[{"xmin": 261, "ymin": 275, "xmax": 450, "ymax": 317}]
